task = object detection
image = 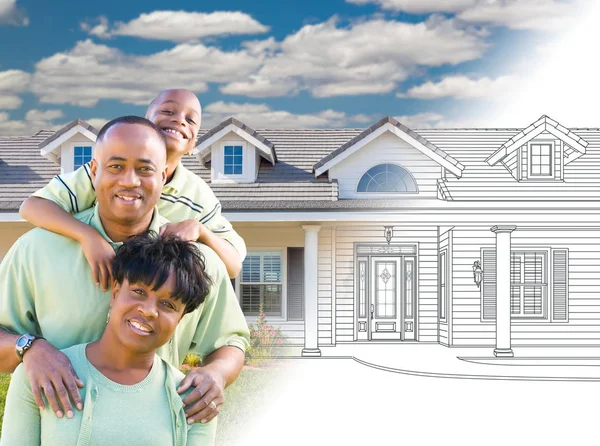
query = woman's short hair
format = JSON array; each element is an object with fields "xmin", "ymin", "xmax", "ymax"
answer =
[{"xmin": 112, "ymin": 232, "xmax": 211, "ymax": 315}]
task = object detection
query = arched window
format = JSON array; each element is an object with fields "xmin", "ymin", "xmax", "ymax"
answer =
[{"xmin": 357, "ymin": 164, "xmax": 417, "ymax": 193}]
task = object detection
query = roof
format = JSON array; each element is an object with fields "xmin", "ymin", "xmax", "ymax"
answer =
[
  {"xmin": 0, "ymin": 130, "xmax": 59, "ymax": 210},
  {"xmin": 486, "ymin": 115, "xmax": 588, "ymax": 166},
  {"xmin": 313, "ymin": 116, "xmax": 464, "ymax": 177},
  {"xmin": 3, "ymin": 123, "xmax": 600, "ymax": 212},
  {"xmin": 194, "ymin": 117, "xmax": 277, "ymax": 164},
  {"xmin": 38, "ymin": 119, "xmax": 98, "ymax": 150}
]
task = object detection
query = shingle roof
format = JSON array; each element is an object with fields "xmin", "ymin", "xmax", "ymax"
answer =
[
  {"xmin": 0, "ymin": 130, "xmax": 58, "ymax": 210},
  {"xmin": 3, "ymin": 124, "xmax": 600, "ymax": 212},
  {"xmin": 313, "ymin": 116, "xmax": 465, "ymax": 174},
  {"xmin": 38, "ymin": 119, "xmax": 98, "ymax": 150}
]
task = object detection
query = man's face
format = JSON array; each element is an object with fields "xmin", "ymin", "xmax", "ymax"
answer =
[
  {"xmin": 90, "ymin": 123, "xmax": 167, "ymax": 225},
  {"xmin": 146, "ymin": 89, "xmax": 201, "ymax": 157}
]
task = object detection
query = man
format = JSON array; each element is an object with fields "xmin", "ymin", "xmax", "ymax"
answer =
[{"xmin": 0, "ymin": 116, "xmax": 249, "ymax": 425}]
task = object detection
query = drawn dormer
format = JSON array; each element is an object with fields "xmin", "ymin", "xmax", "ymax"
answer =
[
  {"xmin": 38, "ymin": 119, "xmax": 98, "ymax": 174},
  {"xmin": 194, "ymin": 118, "xmax": 276, "ymax": 183},
  {"xmin": 486, "ymin": 115, "xmax": 588, "ymax": 181}
]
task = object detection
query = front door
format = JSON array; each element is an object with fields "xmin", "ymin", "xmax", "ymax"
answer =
[{"xmin": 356, "ymin": 254, "xmax": 416, "ymax": 341}]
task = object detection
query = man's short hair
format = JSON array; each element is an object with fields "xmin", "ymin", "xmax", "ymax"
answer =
[
  {"xmin": 112, "ymin": 232, "xmax": 211, "ymax": 315},
  {"xmin": 96, "ymin": 115, "xmax": 165, "ymax": 145}
]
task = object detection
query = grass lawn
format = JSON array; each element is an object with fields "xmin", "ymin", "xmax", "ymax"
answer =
[{"xmin": 0, "ymin": 365, "xmax": 282, "ymax": 445}]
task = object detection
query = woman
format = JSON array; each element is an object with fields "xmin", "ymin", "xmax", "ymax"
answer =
[{"xmin": 1, "ymin": 233, "xmax": 215, "ymax": 445}]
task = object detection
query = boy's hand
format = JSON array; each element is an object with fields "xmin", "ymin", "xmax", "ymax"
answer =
[
  {"xmin": 177, "ymin": 368, "xmax": 225, "ymax": 424},
  {"xmin": 23, "ymin": 339, "xmax": 84, "ymax": 419},
  {"xmin": 80, "ymin": 232, "xmax": 115, "ymax": 291},
  {"xmin": 159, "ymin": 220, "xmax": 206, "ymax": 243}
]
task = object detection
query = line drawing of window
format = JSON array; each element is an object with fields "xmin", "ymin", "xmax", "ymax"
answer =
[
  {"xmin": 529, "ymin": 143, "xmax": 553, "ymax": 177},
  {"xmin": 356, "ymin": 163, "xmax": 418, "ymax": 193}
]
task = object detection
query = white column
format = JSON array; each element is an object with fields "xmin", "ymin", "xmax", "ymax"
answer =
[
  {"xmin": 302, "ymin": 225, "xmax": 321, "ymax": 357},
  {"xmin": 491, "ymin": 225, "xmax": 516, "ymax": 358}
]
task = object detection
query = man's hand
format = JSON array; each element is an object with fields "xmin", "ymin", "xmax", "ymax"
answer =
[
  {"xmin": 80, "ymin": 231, "xmax": 115, "ymax": 291},
  {"xmin": 177, "ymin": 368, "xmax": 225, "ymax": 424},
  {"xmin": 22, "ymin": 339, "xmax": 84, "ymax": 419},
  {"xmin": 159, "ymin": 220, "xmax": 206, "ymax": 243}
]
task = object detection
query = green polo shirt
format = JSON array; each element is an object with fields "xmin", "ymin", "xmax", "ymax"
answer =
[
  {"xmin": 32, "ymin": 162, "xmax": 246, "ymax": 260},
  {"xmin": 0, "ymin": 205, "xmax": 249, "ymax": 366}
]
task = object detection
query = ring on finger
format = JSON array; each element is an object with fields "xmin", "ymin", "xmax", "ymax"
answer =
[{"xmin": 209, "ymin": 401, "xmax": 217, "ymax": 411}]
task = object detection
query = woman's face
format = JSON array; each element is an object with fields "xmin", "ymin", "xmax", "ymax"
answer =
[{"xmin": 109, "ymin": 273, "xmax": 185, "ymax": 353}]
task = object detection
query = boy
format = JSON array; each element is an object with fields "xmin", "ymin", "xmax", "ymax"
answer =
[{"xmin": 20, "ymin": 89, "xmax": 245, "ymax": 287}]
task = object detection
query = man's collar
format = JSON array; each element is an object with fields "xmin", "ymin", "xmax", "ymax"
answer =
[
  {"xmin": 163, "ymin": 162, "xmax": 185, "ymax": 195},
  {"xmin": 90, "ymin": 205, "xmax": 164, "ymax": 249}
]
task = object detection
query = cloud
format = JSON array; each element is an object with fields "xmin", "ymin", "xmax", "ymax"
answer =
[
  {"xmin": 346, "ymin": 0, "xmax": 476, "ymax": 13},
  {"xmin": 458, "ymin": 0, "xmax": 580, "ymax": 31},
  {"xmin": 29, "ymin": 39, "xmax": 264, "ymax": 107},
  {"xmin": 0, "ymin": 69, "xmax": 30, "ymax": 109},
  {"xmin": 222, "ymin": 16, "xmax": 488, "ymax": 98},
  {"xmin": 400, "ymin": 75, "xmax": 518, "ymax": 99},
  {"xmin": 0, "ymin": 0, "xmax": 28, "ymax": 26},
  {"xmin": 0, "ymin": 108, "xmax": 62, "ymax": 136},
  {"xmin": 203, "ymin": 101, "xmax": 367, "ymax": 129},
  {"xmin": 347, "ymin": 0, "xmax": 581, "ymax": 31},
  {"xmin": 81, "ymin": 10, "xmax": 269, "ymax": 42}
]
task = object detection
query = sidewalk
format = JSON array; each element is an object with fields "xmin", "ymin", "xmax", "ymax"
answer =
[{"xmin": 300, "ymin": 343, "xmax": 600, "ymax": 381}]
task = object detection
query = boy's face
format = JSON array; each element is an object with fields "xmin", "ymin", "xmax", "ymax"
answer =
[{"xmin": 146, "ymin": 89, "xmax": 201, "ymax": 157}]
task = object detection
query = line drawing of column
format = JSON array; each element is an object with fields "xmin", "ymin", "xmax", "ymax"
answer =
[
  {"xmin": 302, "ymin": 225, "xmax": 322, "ymax": 357},
  {"xmin": 491, "ymin": 225, "xmax": 516, "ymax": 358}
]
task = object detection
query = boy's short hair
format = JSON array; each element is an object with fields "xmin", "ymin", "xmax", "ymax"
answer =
[
  {"xmin": 97, "ymin": 115, "xmax": 165, "ymax": 145},
  {"xmin": 113, "ymin": 232, "xmax": 211, "ymax": 315}
]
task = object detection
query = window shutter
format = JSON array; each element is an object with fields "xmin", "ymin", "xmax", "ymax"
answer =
[
  {"xmin": 482, "ymin": 249, "xmax": 496, "ymax": 320},
  {"xmin": 287, "ymin": 248, "xmax": 304, "ymax": 320},
  {"xmin": 552, "ymin": 249, "xmax": 568, "ymax": 321}
]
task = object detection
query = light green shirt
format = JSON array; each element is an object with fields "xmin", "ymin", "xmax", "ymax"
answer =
[
  {"xmin": 0, "ymin": 205, "xmax": 249, "ymax": 365},
  {"xmin": 32, "ymin": 162, "xmax": 246, "ymax": 260},
  {"xmin": 1, "ymin": 344, "xmax": 216, "ymax": 446}
]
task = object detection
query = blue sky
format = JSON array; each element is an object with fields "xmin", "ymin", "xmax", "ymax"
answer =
[{"xmin": 0, "ymin": 0, "xmax": 590, "ymax": 135}]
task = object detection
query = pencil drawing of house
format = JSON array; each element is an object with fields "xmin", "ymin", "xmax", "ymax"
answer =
[{"xmin": 1, "ymin": 114, "xmax": 599, "ymax": 358}]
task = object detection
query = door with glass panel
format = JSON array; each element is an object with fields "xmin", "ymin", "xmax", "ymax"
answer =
[{"xmin": 356, "ymin": 255, "xmax": 416, "ymax": 341}]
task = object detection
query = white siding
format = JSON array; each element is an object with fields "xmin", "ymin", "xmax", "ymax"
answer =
[
  {"xmin": 60, "ymin": 135, "xmax": 95, "ymax": 173},
  {"xmin": 329, "ymin": 132, "xmax": 441, "ymax": 200},
  {"xmin": 209, "ymin": 131, "xmax": 258, "ymax": 183},
  {"xmin": 451, "ymin": 227, "xmax": 600, "ymax": 346},
  {"xmin": 331, "ymin": 225, "xmax": 439, "ymax": 343}
]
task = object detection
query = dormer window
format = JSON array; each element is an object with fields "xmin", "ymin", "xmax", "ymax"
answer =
[
  {"xmin": 74, "ymin": 145, "xmax": 92, "ymax": 170},
  {"xmin": 224, "ymin": 145, "xmax": 243, "ymax": 175},
  {"xmin": 529, "ymin": 143, "xmax": 553, "ymax": 177},
  {"xmin": 357, "ymin": 163, "xmax": 418, "ymax": 193}
]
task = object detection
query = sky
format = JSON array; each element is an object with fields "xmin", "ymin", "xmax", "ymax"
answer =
[{"xmin": 0, "ymin": 0, "xmax": 595, "ymax": 136}]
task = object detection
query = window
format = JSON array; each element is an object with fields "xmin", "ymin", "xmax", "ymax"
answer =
[
  {"xmin": 481, "ymin": 248, "xmax": 568, "ymax": 322},
  {"xmin": 529, "ymin": 143, "xmax": 553, "ymax": 177},
  {"xmin": 224, "ymin": 145, "xmax": 243, "ymax": 175},
  {"xmin": 357, "ymin": 164, "xmax": 417, "ymax": 193},
  {"xmin": 74, "ymin": 146, "xmax": 92, "ymax": 170},
  {"xmin": 240, "ymin": 252, "xmax": 282, "ymax": 316},
  {"xmin": 510, "ymin": 251, "xmax": 547, "ymax": 318},
  {"xmin": 439, "ymin": 250, "xmax": 447, "ymax": 321}
]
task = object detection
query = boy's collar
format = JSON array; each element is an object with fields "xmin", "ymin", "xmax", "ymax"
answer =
[{"xmin": 163, "ymin": 162, "xmax": 185, "ymax": 195}]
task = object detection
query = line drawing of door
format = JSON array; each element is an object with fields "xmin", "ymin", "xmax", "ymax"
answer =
[
  {"xmin": 356, "ymin": 253, "xmax": 416, "ymax": 341},
  {"xmin": 370, "ymin": 257, "xmax": 402, "ymax": 340}
]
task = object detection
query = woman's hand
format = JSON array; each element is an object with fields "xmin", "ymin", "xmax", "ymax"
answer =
[
  {"xmin": 159, "ymin": 220, "xmax": 206, "ymax": 242},
  {"xmin": 80, "ymin": 231, "xmax": 115, "ymax": 291},
  {"xmin": 177, "ymin": 368, "xmax": 225, "ymax": 424},
  {"xmin": 22, "ymin": 339, "xmax": 84, "ymax": 419}
]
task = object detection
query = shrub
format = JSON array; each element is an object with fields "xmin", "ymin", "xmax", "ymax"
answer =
[{"xmin": 245, "ymin": 304, "xmax": 285, "ymax": 365}]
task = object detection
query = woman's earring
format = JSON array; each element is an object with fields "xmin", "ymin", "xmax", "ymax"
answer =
[{"xmin": 106, "ymin": 308, "xmax": 111, "ymax": 324}]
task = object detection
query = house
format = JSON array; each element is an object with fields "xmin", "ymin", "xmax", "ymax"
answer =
[{"xmin": 1, "ymin": 114, "xmax": 600, "ymax": 358}]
